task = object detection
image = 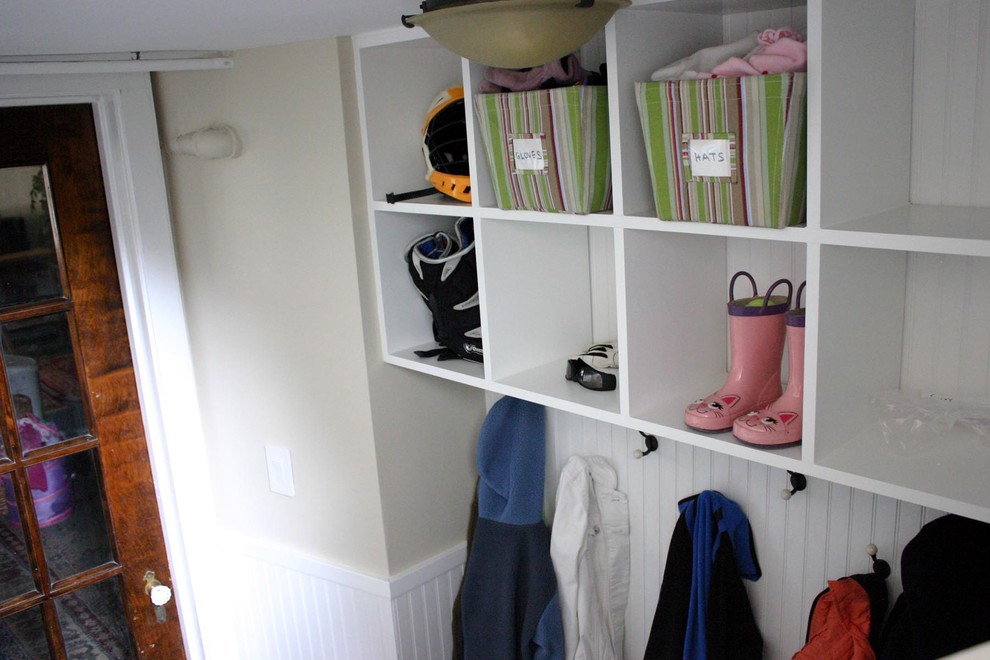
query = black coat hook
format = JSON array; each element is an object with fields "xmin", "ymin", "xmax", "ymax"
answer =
[
  {"xmin": 634, "ymin": 432, "xmax": 659, "ymax": 459},
  {"xmin": 866, "ymin": 544, "xmax": 891, "ymax": 579},
  {"xmin": 780, "ymin": 471, "xmax": 807, "ymax": 500}
]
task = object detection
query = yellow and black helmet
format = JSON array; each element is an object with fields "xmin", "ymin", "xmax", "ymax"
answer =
[{"xmin": 421, "ymin": 87, "xmax": 471, "ymax": 203}]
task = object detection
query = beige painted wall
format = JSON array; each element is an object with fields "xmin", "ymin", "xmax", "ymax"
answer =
[
  {"xmin": 153, "ymin": 39, "xmax": 390, "ymax": 575},
  {"xmin": 154, "ymin": 37, "xmax": 484, "ymax": 577}
]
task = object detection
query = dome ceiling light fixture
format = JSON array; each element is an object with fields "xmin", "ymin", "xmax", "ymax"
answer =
[{"xmin": 401, "ymin": 0, "xmax": 630, "ymax": 69}]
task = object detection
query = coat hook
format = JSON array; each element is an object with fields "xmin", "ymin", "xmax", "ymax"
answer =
[
  {"xmin": 780, "ymin": 471, "xmax": 807, "ymax": 500},
  {"xmin": 866, "ymin": 544, "xmax": 891, "ymax": 579},
  {"xmin": 634, "ymin": 432, "xmax": 659, "ymax": 459}
]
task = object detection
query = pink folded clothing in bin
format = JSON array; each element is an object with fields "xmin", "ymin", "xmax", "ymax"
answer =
[
  {"xmin": 2, "ymin": 414, "xmax": 74, "ymax": 528},
  {"xmin": 711, "ymin": 37, "xmax": 807, "ymax": 77},
  {"xmin": 650, "ymin": 27, "xmax": 807, "ymax": 81}
]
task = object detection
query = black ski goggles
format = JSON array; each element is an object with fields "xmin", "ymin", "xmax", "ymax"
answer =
[{"xmin": 565, "ymin": 358, "xmax": 616, "ymax": 392}]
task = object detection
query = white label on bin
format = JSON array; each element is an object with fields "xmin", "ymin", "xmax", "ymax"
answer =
[
  {"xmin": 512, "ymin": 137, "xmax": 546, "ymax": 171},
  {"xmin": 688, "ymin": 139, "xmax": 732, "ymax": 178}
]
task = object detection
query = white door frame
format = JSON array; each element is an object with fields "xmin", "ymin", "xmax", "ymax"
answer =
[{"xmin": 0, "ymin": 71, "xmax": 229, "ymax": 659}]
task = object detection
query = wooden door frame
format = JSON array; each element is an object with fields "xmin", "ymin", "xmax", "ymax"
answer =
[{"xmin": 0, "ymin": 71, "xmax": 229, "ymax": 658}]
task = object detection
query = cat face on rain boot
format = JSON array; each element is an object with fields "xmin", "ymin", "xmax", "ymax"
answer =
[
  {"xmin": 733, "ymin": 409, "xmax": 801, "ymax": 445},
  {"xmin": 685, "ymin": 394, "xmax": 742, "ymax": 430}
]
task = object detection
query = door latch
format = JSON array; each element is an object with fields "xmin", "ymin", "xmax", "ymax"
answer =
[{"xmin": 144, "ymin": 571, "xmax": 173, "ymax": 624}]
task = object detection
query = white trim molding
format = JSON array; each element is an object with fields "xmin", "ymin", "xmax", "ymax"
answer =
[{"xmin": 0, "ymin": 72, "xmax": 228, "ymax": 658}]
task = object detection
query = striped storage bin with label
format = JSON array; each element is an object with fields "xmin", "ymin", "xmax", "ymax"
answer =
[
  {"xmin": 474, "ymin": 85, "xmax": 612, "ymax": 214},
  {"xmin": 636, "ymin": 73, "xmax": 807, "ymax": 228}
]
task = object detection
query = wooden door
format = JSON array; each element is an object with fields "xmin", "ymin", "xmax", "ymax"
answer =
[{"xmin": 0, "ymin": 104, "xmax": 184, "ymax": 658}]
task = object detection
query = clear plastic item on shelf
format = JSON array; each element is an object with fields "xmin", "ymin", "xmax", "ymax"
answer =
[
  {"xmin": 955, "ymin": 398, "xmax": 990, "ymax": 439},
  {"xmin": 872, "ymin": 390, "xmax": 990, "ymax": 455}
]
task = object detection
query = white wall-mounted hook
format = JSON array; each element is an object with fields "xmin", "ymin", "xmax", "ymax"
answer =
[{"xmin": 170, "ymin": 124, "xmax": 241, "ymax": 159}]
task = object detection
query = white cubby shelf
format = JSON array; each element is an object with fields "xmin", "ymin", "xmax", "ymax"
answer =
[{"xmin": 353, "ymin": 0, "xmax": 990, "ymax": 523}]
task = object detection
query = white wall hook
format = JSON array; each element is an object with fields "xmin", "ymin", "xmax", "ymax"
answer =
[{"xmin": 170, "ymin": 124, "xmax": 241, "ymax": 159}]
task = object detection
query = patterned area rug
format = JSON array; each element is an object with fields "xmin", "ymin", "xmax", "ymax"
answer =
[{"xmin": 0, "ymin": 499, "xmax": 131, "ymax": 658}]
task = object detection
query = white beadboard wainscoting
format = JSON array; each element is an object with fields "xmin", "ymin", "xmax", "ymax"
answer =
[
  {"xmin": 221, "ymin": 407, "xmax": 942, "ymax": 659},
  {"xmin": 220, "ymin": 533, "xmax": 465, "ymax": 660},
  {"xmin": 222, "ymin": 533, "xmax": 396, "ymax": 659}
]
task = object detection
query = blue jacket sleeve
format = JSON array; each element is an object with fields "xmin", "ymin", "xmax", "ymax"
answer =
[{"xmin": 532, "ymin": 593, "xmax": 565, "ymax": 660}]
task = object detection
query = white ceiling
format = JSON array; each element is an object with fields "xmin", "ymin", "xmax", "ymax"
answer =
[{"xmin": 0, "ymin": 0, "xmax": 414, "ymax": 57}]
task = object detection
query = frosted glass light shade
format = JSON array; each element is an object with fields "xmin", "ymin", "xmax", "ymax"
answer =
[{"xmin": 403, "ymin": 0, "xmax": 630, "ymax": 69}]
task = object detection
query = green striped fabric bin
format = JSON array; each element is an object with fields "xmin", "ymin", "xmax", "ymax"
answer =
[
  {"xmin": 474, "ymin": 86, "xmax": 612, "ymax": 214},
  {"xmin": 636, "ymin": 73, "xmax": 807, "ymax": 228}
]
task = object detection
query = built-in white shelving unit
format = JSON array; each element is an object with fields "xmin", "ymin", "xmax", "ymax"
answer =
[{"xmin": 353, "ymin": 0, "xmax": 990, "ymax": 523}]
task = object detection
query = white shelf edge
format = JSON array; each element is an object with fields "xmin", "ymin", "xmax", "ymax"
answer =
[
  {"xmin": 821, "ymin": 230, "xmax": 990, "ymax": 258},
  {"xmin": 384, "ymin": 352, "xmax": 487, "ymax": 388},
  {"xmin": 371, "ymin": 199, "xmax": 472, "ymax": 217},
  {"xmin": 808, "ymin": 463, "xmax": 990, "ymax": 525},
  {"xmin": 632, "ymin": 421, "xmax": 806, "ymax": 469},
  {"xmin": 620, "ymin": 217, "xmax": 810, "ymax": 241},
  {"xmin": 374, "ymin": 203, "xmax": 813, "ymax": 242},
  {"xmin": 487, "ymin": 380, "xmax": 631, "ymax": 428},
  {"xmin": 822, "ymin": 204, "xmax": 990, "ymax": 257},
  {"xmin": 483, "ymin": 347, "xmax": 623, "ymax": 417}
]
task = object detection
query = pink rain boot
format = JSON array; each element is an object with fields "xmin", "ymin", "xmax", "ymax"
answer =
[
  {"xmin": 685, "ymin": 272, "xmax": 791, "ymax": 432},
  {"xmin": 733, "ymin": 282, "xmax": 805, "ymax": 446}
]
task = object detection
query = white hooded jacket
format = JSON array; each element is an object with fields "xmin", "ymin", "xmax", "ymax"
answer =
[{"xmin": 550, "ymin": 455, "xmax": 631, "ymax": 659}]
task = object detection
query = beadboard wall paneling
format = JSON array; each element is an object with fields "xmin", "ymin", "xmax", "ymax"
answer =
[
  {"xmin": 390, "ymin": 547, "xmax": 466, "ymax": 660},
  {"xmin": 912, "ymin": 0, "xmax": 990, "ymax": 206},
  {"xmin": 221, "ymin": 534, "xmax": 466, "ymax": 660},
  {"xmin": 902, "ymin": 253, "xmax": 990, "ymax": 397},
  {"xmin": 223, "ymin": 539, "xmax": 396, "ymax": 660},
  {"xmin": 544, "ymin": 408, "xmax": 943, "ymax": 660}
]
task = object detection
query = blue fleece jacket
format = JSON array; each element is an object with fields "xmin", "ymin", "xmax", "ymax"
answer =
[
  {"xmin": 682, "ymin": 491, "xmax": 761, "ymax": 659},
  {"xmin": 461, "ymin": 396, "xmax": 564, "ymax": 660}
]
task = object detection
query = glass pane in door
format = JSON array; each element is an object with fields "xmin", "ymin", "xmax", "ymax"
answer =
[
  {"xmin": 0, "ymin": 605, "xmax": 49, "ymax": 658},
  {"xmin": 0, "ymin": 165, "xmax": 62, "ymax": 309},
  {"xmin": 57, "ymin": 578, "xmax": 133, "ymax": 659},
  {"xmin": 40, "ymin": 450, "xmax": 114, "ymax": 580},
  {"xmin": 0, "ymin": 479, "xmax": 38, "ymax": 601},
  {"xmin": 2, "ymin": 313, "xmax": 88, "ymax": 442}
]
